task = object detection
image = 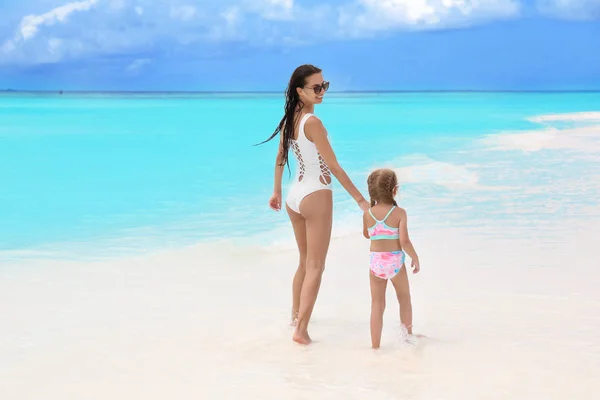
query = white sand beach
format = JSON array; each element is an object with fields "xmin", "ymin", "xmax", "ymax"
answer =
[{"xmin": 1, "ymin": 220, "xmax": 599, "ymax": 399}]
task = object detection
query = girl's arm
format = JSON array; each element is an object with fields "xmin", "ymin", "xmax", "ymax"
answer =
[
  {"xmin": 398, "ymin": 208, "xmax": 419, "ymax": 261},
  {"xmin": 305, "ymin": 117, "xmax": 368, "ymax": 209}
]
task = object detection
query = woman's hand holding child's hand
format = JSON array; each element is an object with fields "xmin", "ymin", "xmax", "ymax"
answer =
[{"xmin": 358, "ymin": 199, "xmax": 370, "ymax": 212}]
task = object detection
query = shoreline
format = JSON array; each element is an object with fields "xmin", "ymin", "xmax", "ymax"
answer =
[{"xmin": 3, "ymin": 108, "xmax": 600, "ymax": 264}]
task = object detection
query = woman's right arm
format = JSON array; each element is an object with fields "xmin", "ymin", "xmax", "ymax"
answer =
[
  {"xmin": 268, "ymin": 134, "xmax": 285, "ymax": 211},
  {"xmin": 305, "ymin": 117, "xmax": 368, "ymax": 209},
  {"xmin": 273, "ymin": 134, "xmax": 284, "ymax": 194}
]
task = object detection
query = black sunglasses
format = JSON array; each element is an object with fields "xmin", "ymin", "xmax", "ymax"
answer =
[{"xmin": 308, "ymin": 81, "xmax": 330, "ymax": 94}]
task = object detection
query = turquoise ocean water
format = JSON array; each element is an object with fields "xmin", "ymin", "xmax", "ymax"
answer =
[{"xmin": 2, "ymin": 91, "xmax": 600, "ymax": 259}]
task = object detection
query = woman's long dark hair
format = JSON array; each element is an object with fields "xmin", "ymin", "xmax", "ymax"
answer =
[{"xmin": 255, "ymin": 64, "xmax": 322, "ymax": 173}]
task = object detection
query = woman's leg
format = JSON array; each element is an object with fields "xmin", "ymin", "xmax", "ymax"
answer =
[
  {"xmin": 390, "ymin": 265, "xmax": 413, "ymax": 334},
  {"xmin": 286, "ymin": 204, "xmax": 308, "ymax": 326},
  {"xmin": 369, "ymin": 271, "xmax": 388, "ymax": 349},
  {"xmin": 292, "ymin": 189, "xmax": 333, "ymax": 345}
]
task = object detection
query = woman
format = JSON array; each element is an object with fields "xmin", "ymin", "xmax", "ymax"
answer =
[{"xmin": 259, "ymin": 64, "xmax": 369, "ymax": 345}]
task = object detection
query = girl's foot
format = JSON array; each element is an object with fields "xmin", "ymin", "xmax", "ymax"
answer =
[{"xmin": 404, "ymin": 333, "xmax": 427, "ymax": 345}]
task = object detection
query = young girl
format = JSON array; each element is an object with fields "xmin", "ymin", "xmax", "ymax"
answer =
[{"xmin": 362, "ymin": 168, "xmax": 421, "ymax": 349}]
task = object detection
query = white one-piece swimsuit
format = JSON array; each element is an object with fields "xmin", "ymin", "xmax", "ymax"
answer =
[{"xmin": 285, "ymin": 113, "xmax": 332, "ymax": 214}]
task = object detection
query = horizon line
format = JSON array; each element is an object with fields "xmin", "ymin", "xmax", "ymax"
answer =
[{"xmin": 2, "ymin": 89, "xmax": 600, "ymax": 94}]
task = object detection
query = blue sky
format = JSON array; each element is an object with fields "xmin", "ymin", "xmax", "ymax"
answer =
[{"xmin": 0, "ymin": 0, "xmax": 599, "ymax": 91}]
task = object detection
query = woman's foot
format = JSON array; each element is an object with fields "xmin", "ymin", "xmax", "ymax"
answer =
[
  {"xmin": 292, "ymin": 329, "xmax": 312, "ymax": 345},
  {"xmin": 290, "ymin": 309, "xmax": 299, "ymax": 326}
]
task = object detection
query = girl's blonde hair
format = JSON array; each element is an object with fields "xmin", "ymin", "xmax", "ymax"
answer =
[{"xmin": 367, "ymin": 168, "xmax": 398, "ymax": 207}]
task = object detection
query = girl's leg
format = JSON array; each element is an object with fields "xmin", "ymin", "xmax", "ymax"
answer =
[
  {"xmin": 390, "ymin": 265, "xmax": 413, "ymax": 334},
  {"xmin": 292, "ymin": 190, "xmax": 333, "ymax": 345},
  {"xmin": 369, "ymin": 271, "xmax": 388, "ymax": 349},
  {"xmin": 286, "ymin": 204, "xmax": 308, "ymax": 326}
]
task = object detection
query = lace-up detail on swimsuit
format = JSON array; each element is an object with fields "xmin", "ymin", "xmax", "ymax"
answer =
[
  {"xmin": 367, "ymin": 206, "xmax": 400, "ymax": 240},
  {"xmin": 290, "ymin": 116, "xmax": 331, "ymax": 185},
  {"xmin": 284, "ymin": 113, "xmax": 333, "ymax": 214},
  {"xmin": 290, "ymin": 141, "xmax": 306, "ymax": 181},
  {"xmin": 317, "ymin": 154, "xmax": 330, "ymax": 184}
]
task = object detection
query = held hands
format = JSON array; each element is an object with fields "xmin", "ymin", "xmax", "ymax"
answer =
[{"xmin": 269, "ymin": 191, "xmax": 282, "ymax": 211}]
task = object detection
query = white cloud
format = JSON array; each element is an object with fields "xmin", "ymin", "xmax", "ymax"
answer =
[
  {"xmin": 0, "ymin": 0, "xmax": 522, "ymax": 66},
  {"xmin": 1, "ymin": 0, "xmax": 98, "ymax": 59},
  {"xmin": 339, "ymin": 0, "xmax": 521, "ymax": 35},
  {"xmin": 537, "ymin": 0, "xmax": 600, "ymax": 20},
  {"xmin": 19, "ymin": 0, "xmax": 98, "ymax": 41}
]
